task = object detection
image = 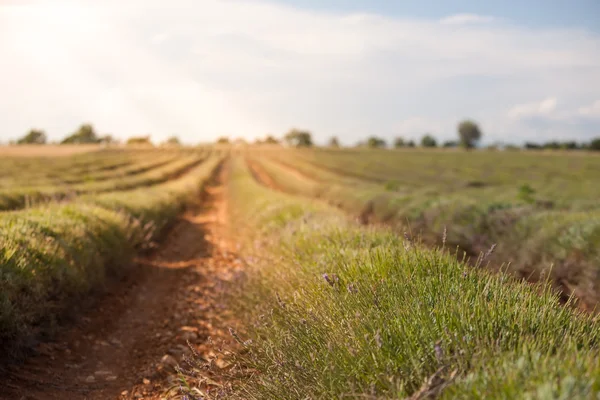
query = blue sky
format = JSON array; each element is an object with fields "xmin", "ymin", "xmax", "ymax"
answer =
[
  {"xmin": 279, "ymin": 0, "xmax": 600, "ymax": 31},
  {"xmin": 1, "ymin": 0, "xmax": 599, "ymax": 145}
]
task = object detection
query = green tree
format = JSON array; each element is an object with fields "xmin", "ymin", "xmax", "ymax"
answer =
[
  {"xmin": 393, "ymin": 137, "xmax": 406, "ymax": 148},
  {"xmin": 590, "ymin": 137, "xmax": 600, "ymax": 151},
  {"xmin": 99, "ymin": 135, "xmax": 117, "ymax": 144},
  {"xmin": 126, "ymin": 136, "xmax": 153, "ymax": 146},
  {"xmin": 216, "ymin": 137, "xmax": 230, "ymax": 144},
  {"xmin": 561, "ymin": 141, "xmax": 579, "ymax": 150},
  {"xmin": 420, "ymin": 134, "xmax": 437, "ymax": 148},
  {"xmin": 264, "ymin": 135, "xmax": 280, "ymax": 144},
  {"xmin": 457, "ymin": 120, "xmax": 482, "ymax": 149},
  {"xmin": 165, "ymin": 136, "xmax": 181, "ymax": 146},
  {"xmin": 407, "ymin": 140, "xmax": 416, "ymax": 148},
  {"xmin": 61, "ymin": 124, "xmax": 100, "ymax": 144},
  {"xmin": 543, "ymin": 141, "xmax": 560, "ymax": 150},
  {"xmin": 443, "ymin": 140, "xmax": 458, "ymax": 148},
  {"xmin": 328, "ymin": 136, "xmax": 340, "ymax": 148},
  {"xmin": 284, "ymin": 129, "xmax": 313, "ymax": 147},
  {"xmin": 17, "ymin": 129, "xmax": 47, "ymax": 144},
  {"xmin": 367, "ymin": 136, "xmax": 387, "ymax": 148},
  {"xmin": 525, "ymin": 142, "xmax": 542, "ymax": 150}
]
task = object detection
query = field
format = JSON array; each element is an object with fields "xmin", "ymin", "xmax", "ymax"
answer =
[
  {"xmin": 247, "ymin": 147, "xmax": 600, "ymax": 309},
  {"xmin": 1, "ymin": 146, "xmax": 600, "ymax": 399},
  {"xmin": 220, "ymin": 155, "xmax": 600, "ymax": 399},
  {"xmin": 0, "ymin": 144, "xmax": 102, "ymax": 157},
  {"xmin": 0, "ymin": 146, "xmax": 223, "ymax": 356}
]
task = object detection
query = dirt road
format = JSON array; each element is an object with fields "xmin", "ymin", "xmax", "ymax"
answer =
[{"xmin": 1, "ymin": 167, "xmax": 241, "ymax": 399}]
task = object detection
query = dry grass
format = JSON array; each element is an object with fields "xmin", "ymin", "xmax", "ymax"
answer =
[{"xmin": 0, "ymin": 144, "xmax": 103, "ymax": 157}]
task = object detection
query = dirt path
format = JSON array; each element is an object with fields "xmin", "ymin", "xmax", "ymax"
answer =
[
  {"xmin": 1, "ymin": 166, "xmax": 242, "ymax": 399},
  {"xmin": 246, "ymin": 158, "xmax": 278, "ymax": 190}
]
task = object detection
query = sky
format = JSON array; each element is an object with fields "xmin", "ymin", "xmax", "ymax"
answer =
[{"xmin": 1, "ymin": 0, "xmax": 599, "ymax": 146}]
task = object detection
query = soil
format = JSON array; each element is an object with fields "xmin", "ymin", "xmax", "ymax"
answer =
[
  {"xmin": 245, "ymin": 159, "xmax": 277, "ymax": 190},
  {"xmin": 267, "ymin": 159, "xmax": 317, "ymax": 184},
  {"xmin": 1, "ymin": 166, "xmax": 242, "ymax": 399}
]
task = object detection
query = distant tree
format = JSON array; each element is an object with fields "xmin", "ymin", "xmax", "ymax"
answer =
[
  {"xmin": 367, "ymin": 136, "xmax": 387, "ymax": 148},
  {"xmin": 407, "ymin": 140, "xmax": 416, "ymax": 148},
  {"xmin": 61, "ymin": 123, "xmax": 100, "ymax": 144},
  {"xmin": 486, "ymin": 141, "xmax": 504, "ymax": 151},
  {"xmin": 561, "ymin": 141, "xmax": 578, "ymax": 150},
  {"xmin": 17, "ymin": 129, "xmax": 47, "ymax": 144},
  {"xmin": 420, "ymin": 134, "xmax": 437, "ymax": 148},
  {"xmin": 457, "ymin": 120, "xmax": 482, "ymax": 149},
  {"xmin": 216, "ymin": 137, "xmax": 230, "ymax": 144},
  {"xmin": 126, "ymin": 136, "xmax": 153, "ymax": 146},
  {"xmin": 543, "ymin": 141, "xmax": 561, "ymax": 150},
  {"xmin": 284, "ymin": 129, "xmax": 313, "ymax": 147},
  {"xmin": 264, "ymin": 135, "xmax": 280, "ymax": 144},
  {"xmin": 393, "ymin": 137, "xmax": 406, "ymax": 148},
  {"xmin": 524, "ymin": 142, "xmax": 542, "ymax": 150},
  {"xmin": 443, "ymin": 140, "xmax": 458, "ymax": 148},
  {"xmin": 164, "ymin": 136, "xmax": 181, "ymax": 146},
  {"xmin": 328, "ymin": 136, "xmax": 340, "ymax": 148},
  {"xmin": 504, "ymin": 144, "xmax": 520, "ymax": 151},
  {"xmin": 590, "ymin": 137, "xmax": 600, "ymax": 151},
  {"xmin": 99, "ymin": 135, "xmax": 117, "ymax": 144}
]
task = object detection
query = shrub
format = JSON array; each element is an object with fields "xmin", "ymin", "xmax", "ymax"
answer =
[
  {"xmin": 421, "ymin": 134, "xmax": 437, "ymax": 148},
  {"xmin": 518, "ymin": 184, "xmax": 536, "ymax": 204},
  {"xmin": 328, "ymin": 136, "xmax": 340, "ymax": 148},
  {"xmin": 394, "ymin": 137, "xmax": 406, "ymax": 148},
  {"xmin": 367, "ymin": 136, "xmax": 387, "ymax": 148},
  {"xmin": 17, "ymin": 129, "xmax": 47, "ymax": 145},
  {"xmin": 284, "ymin": 129, "xmax": 313, "ymax": 147},
  {"xmin": 61, "ymin": 124, "xmax": 100, "ymax": 144},
  {"xmin": 127, "ymin": 136, "xmax": 153, "ymax": 146}
]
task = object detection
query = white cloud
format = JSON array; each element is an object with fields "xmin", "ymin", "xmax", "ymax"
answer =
[
  {"xmin": 578, "ymin": 100, "xmax": 600, "ymax": 117},
  {"xmin": 1, "ymin": 0, "xmax": 600, "ymax": 144},
  {"xmin": 439, "ymin": 13, "xmax": 495, "ymax": 25},
  {"xmin": 508, "ymin": 97, "xmax": 558, "ymax": 119}
]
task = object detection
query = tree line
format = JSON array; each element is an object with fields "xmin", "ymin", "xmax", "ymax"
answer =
[
  {"xmin": 246, "ymin": 119, "xmax": 600, "ymax": 151},
  {"xmin": 14, "ymin": 121, "xmax": 600, "ymax": 151},
  {"xmin": 12, "ymin": 124, "xmax": 182, "ymax": 147}
]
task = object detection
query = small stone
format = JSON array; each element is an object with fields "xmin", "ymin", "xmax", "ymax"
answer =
[
  {"xmin": 121, "ymin": 391, "xmax": 128, "ymax": 396},
  {"xmin": 160, "ymin": 354, "xmax": 178, "ymax": 368},
  {"xmin": 143, "ymin": 378, "xmax": 150, "ymax": 385},
  {"xmin": 106, "ymin": 375, "xmax": 117, "ymax": 381},
  {"xmin": 181, "ymin": 331, "xmax": 198, "ymax": 342},
  {"xmin": 85, "ymin": 375, "xmax": 95, "ymax": 383},
  {"xmin": 167, "ymin": 347, "xmax": 183, "ymax": 356},
  {"xmin": 215, "ymin": 358, "xmax": 230, "ymax": 369},
  {"xmin": 94, "ymin": 370, "xmax": 112, "ymax": 377}
]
